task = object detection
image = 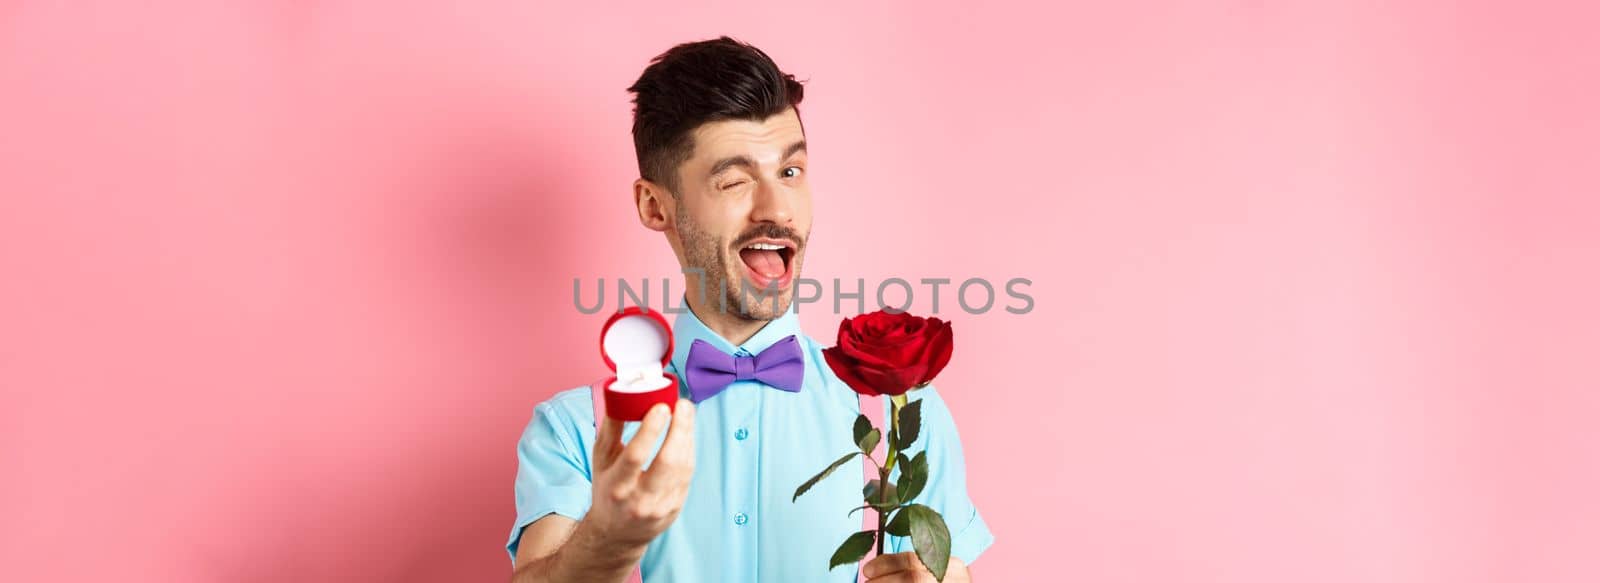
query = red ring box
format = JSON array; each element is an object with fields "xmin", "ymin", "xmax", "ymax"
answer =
[{"xmin": 599, "ymin": 306, "xmax": 679, "ymax": 421}]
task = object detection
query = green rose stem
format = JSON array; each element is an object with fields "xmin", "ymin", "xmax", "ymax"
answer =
[
  {"xmin": 876, "ymin": 393, "xmax": 907, "ymax": 555},
  {"xmin": 794, "ymin": 382, "xmax": 947, "ymax": 580}
]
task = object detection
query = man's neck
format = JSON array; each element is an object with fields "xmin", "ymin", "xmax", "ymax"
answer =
[{"xmin": 684, "ymin": 287, "xmax": 767, "ymax": 347}]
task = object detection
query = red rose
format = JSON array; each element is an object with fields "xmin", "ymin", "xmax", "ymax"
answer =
[{"xmin": 822, "ymin": 310, "xmax": 954, "ymax": 397}]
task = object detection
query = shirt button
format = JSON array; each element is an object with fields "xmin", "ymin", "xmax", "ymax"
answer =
[
  {"xmin": 734, "ymin": 512, "xmax": 749, "ymax": 526},
  {"xmin": 734, "ymin": 428, "xmax": 749, "ymax": 441}
]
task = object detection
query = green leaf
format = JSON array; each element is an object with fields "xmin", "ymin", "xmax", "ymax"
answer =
[
  {"xmin": 857, "ymin": 428, "xmax": 880, "ymax": 454},
  {"xmin": 863, "ymin": 479, "xmax": 899, "ymax": 508},
  {"xmin": 906, "ymin": 504, "xmax": 952, "ymax": 581},
  {"xmin": 884, "ymin": 506, "xmax": 912, "ymax": 537},
  {"xmin": 895, "ymin": 451, "xmax": 929, "ymax": 503},
  {"xmin": 792, "ymin": 451, "xmax": 860, "ymax": 502},
  {"xmin": 894, "ymin": 399, "xmax": 923, "ymax": 450},
  {"xmin": 853, "ymin": 414, "xmax": 871, "ymax": 445},
  {"xmin": 895, "ymin": 453, "xmax": 912, "ymax": 495},
  {"xmin": 828, "ymin": 530, "xmax": 877, "ymax": 570}
]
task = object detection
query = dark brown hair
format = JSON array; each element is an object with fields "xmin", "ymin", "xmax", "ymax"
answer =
[{"xmin": 627, "ymin": 36, "xmax": 805, "ymax": 196}]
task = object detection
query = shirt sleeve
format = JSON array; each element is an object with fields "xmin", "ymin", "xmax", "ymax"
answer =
[
  {"xmin": 884, "ymin": 385, "xmax": 996, "ymax": 566},
  {"xmin": 505, "ymin": 389, "xmax": 596, "ymax": 563}
]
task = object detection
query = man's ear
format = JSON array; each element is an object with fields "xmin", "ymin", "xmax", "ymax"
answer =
[{"xmin": 634, "ymin": 178, "xmax": 672, "ymax": 232}]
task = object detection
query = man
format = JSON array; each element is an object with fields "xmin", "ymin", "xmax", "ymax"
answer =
[{"xmin": 507, "ymin": 36, "xmax": 992, "ymax": 582}]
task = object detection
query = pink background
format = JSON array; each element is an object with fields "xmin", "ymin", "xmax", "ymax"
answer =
[{"xmin": 3, "ymin": 2, "xmax": 1597, "ymax": 581}]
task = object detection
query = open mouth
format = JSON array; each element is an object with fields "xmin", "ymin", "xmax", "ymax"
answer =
[{"xmin": 736, "ymin": 239, "xmax": 797, "ymax": 290}]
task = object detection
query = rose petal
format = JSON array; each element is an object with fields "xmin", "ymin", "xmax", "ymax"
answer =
[
  {"xmin": 852, "ymin": 364, "xmax": 924, "ymax": 396},
  {"xmin": 823, "ymin": 347, "xmax": 876, "ymax": 396},
  {"xmin": 921, "ymin": 321, "xmax": 954, "ymax": 384},
  {"xmin": 838, "ymin": 338, "xmax": 898, "ymax": 369}
]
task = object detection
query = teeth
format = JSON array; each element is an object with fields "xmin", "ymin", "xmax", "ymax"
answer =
[{"xmin": 745, "ymin": 243, "xmax": 785, "ymax": 250}]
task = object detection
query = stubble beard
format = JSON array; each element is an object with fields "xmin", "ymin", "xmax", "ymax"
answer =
[{"xmin": 677, "ymin": 205, "xmax": 793, "ymax": 322}]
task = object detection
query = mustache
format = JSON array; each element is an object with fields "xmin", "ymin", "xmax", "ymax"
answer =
[{"xmin": 730, "ymin": 224, "xmax": 805, "ymax": 249}]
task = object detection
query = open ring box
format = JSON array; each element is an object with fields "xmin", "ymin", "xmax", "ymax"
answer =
[{"xmin": 599, "ymin": 306, "xmax": 680, "ymax": 421}]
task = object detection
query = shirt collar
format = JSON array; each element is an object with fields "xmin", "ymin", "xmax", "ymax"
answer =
[{"xmin": 669, "ymin": 299, "xmax": 803, "ymax": 376}]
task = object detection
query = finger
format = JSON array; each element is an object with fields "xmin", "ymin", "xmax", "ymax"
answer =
[
  {"xmin": 593, "ymin": 413, "xmax": 623, "ymax": 467},
  {"xmin": 613, "ymin": 403, "xmax": 671, "ymax": 474},
  {"xmin": 864, "ymin": 572, "xmax": 927, "ymax": 583},
  {"xmin": 642, "ymin": 400, "xmax": 696, "ymax": 491},
  {"xmin": 946, "ymin": 557, "xmax": 970, "ymax": 582},
  {"xmin": 862, "ymin": 552, "xmax": 919, "ymax": 578},
  {"xmin": 865, "ymin": 576, "xmax": 924, "ymax": 583}
]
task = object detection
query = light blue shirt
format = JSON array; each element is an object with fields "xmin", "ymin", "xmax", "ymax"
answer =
[{"xmin": 507, "ymin": 305, "xmax": 993, "ymax": 581}]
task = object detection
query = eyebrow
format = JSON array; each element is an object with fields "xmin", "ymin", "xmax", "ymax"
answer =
[{"xmin": 707, "ymin": 140, "xmax": 808, "ymax": 178}]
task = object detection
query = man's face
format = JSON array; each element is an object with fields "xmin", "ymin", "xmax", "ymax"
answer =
[{"xmin": 665, "ymin": 107, "xmax": 811, "ymax": 321}]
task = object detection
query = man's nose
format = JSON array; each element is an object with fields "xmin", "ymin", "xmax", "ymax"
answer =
[{"xmin": 749, "ymin": 178, "xmax": 794, "ymax": 224}]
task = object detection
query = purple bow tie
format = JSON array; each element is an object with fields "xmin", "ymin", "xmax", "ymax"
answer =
[{"xmin": 684, "ymin": 336, "xmax": 805, "ymax": 403}]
